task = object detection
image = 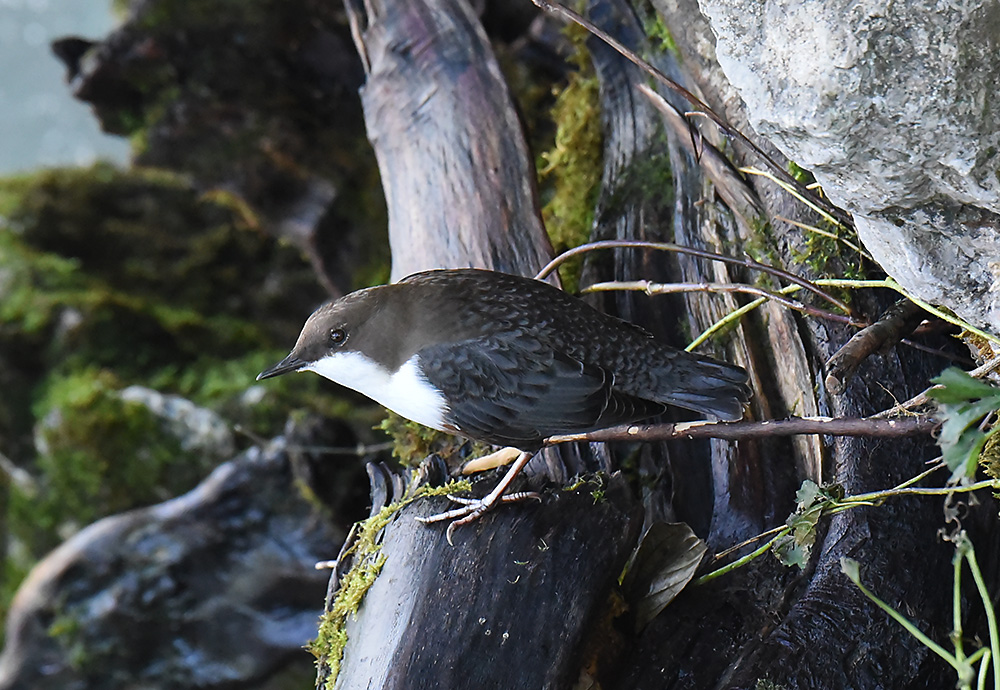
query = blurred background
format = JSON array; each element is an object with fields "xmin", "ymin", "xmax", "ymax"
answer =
[
  {"xmin": 0, "ymin": 0, "xmax": 129, "ymax": 173},
  {"xmin": 0, "ymin": 2, "xmax": 569, "ymax": 686}
]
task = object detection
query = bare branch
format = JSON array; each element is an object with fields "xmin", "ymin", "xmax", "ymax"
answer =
[
  {"xmin": 534, "ymin": 239, "xmax": 859, "ymax": 319},
  {"xmin": 545, "ymin": 415, "xmax": 938, "ymax": 444},
  {"xmin": 584, "ymin": 279, "xmax": 856, "ymax": 325},
  {"xmin": 825, "ymin": 299, "xmax": 926, "ymax": 394}
]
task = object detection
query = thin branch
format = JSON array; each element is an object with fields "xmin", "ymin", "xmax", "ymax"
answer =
[
  {"xmin": 741, "ymin": 167, "xmax": 844, "ymax": 228},
  {"xmin": 583, "ymin": 279, "xmax": 857, "ymax": 325},
  {"xmin": 844, "ymin": 479, "xmax": 1000, "ymax": 504},
  {"xmin": 694, "ymin": 530, "xmax": 787, "ymax": 586},
  {"xmin": 775, "ymin": 215, "xmax": 872, "ymax": 259},
  {"xmin": 963, "ymin": 541, "xmax": 1000, "ymax": 690},
  {"xmin": 529, "ymin": 0, "xmax": 854, "ymax": 230},
  {"xmin": 844, "ymin": 559, "xmax": 963, "ymax": 671},
  {"xmin": 811, "ymin": 278, "xmax": 1000, "ymax": 346},
  {"xmin": 637, "ymin": 83, "xmax": 765, "ymax": 226},
  {"xmin": 687, "ymin": 295, "xmax": 768, "ymax": 351},
  {"xmin": 710, "ymin": 523, "xmax": 790, "ymax": 562},
  {"xmin": 534, "ymin": 239, "xmax": 856, "ymax": 317},
  {"xmin": 545, "ymin": 415, "xmax": 938, "ymax": 445}
]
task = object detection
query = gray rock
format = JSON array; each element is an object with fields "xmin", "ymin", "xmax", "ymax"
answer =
[
  {"xmin": 0, "ymin": 441, "xmax": 343, "ymax": 690},
  {"xmin": 697, "ymin": 0, "xmax": 1000, "ymax": 333},
  {"xmin": 119, "ymin": 386, "xmax": 236, "ymax": 461}
]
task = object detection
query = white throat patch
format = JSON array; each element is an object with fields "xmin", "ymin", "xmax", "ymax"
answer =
[{"xmin": 306, "ymin": 352, "xmax": 448, "ymax": 431}]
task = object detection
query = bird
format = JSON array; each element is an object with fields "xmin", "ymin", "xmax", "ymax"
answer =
[{"xmin": 257, "ymin": 268, "xmax": 751, "ymax": 538}]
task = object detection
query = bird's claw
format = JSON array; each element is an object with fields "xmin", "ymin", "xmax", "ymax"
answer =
[{"xmin": 416, "ymin": 491, "xmax": 542, "ymax": 545}]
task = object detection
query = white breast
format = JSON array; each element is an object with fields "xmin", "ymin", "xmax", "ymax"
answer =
[{"xmin": 306, "ymin": 352, "xmax": 449, "ymax": 431}]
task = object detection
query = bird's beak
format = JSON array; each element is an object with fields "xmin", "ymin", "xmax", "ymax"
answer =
[{"xmin": 256, "ymin": 354, "xmax": 307, "ymax": 381}]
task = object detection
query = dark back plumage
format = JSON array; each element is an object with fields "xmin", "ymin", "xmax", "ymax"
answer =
[{"xmin": 396, "ymin": 270, "xmax": 750, "ymax": 446}]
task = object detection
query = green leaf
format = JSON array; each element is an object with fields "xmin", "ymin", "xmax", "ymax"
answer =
[
  {"xmin": 794, "ymin": 479, "xmax": 821, "ymax": 507},
  {"xmin": 929, "ymin": 367, "xmax": 1000, "ymax": 404},
  {"xmin": 927, "ymin": 367, "xmax": 1000, "ymax": 477},
  {"xmin": 773, "ymin": 480, "xmax": 841, "ymax": 568}
]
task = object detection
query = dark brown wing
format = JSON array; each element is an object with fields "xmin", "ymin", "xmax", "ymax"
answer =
[{"xmin": 416, "ymin": 333, "xmax": 663, "ymax": 449}]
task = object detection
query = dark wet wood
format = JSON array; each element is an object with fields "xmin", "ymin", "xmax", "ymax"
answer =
[
  {"xmin": 326, "ymin": 2, "xmax": 638, "ymax": 688},
  {"xmin": 335, "ymin": 474, "xmax": 641, "ymax": 690},
  {"xmin": 328, "ymin": 0, "xmax": 1000, "ymax": 689},
  {"xmin": 344, "ymin": 0, "xmax": 556, "ymax": 282},
  {"xmin": 825, "ymin": 299, "xmax": 926, "ymax": 394}
]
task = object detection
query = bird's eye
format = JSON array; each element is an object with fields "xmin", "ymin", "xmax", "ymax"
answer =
[{"xmin": 329, "ymin": 328, "xmax": 347, "ymax": 345}]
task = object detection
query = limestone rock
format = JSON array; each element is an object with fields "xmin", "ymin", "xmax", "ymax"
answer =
[
  {"xmin": 698, "ymin": 0, "xmax": 1000, "ymax": 333},
  {"xmin": 120, "ymin": 386, "xmax": 235, "ymax": 461}
]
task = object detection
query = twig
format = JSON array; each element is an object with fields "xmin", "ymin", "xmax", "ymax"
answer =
[
  {"xmin": 775, "ymin": 215, "xmax": 872, "ymax": 259},
  {"xmin": 843, "ymin": 558, "xmax": 963, "ymax": 672},
  {"xmin": 825, "ymin": 299, "xmax": 926, "ymax": 394},
  {"xmin": 545, "ymin": 415, "xmax": 938, "ymax": 445},
  {"xmin": 637, "ymin": 83, "xmax": 764, "ymax": 225},
  {"xmin": 710, "ymin": 523, "xmax": 790, "ymax": 562},
  {"xmin": 963, "ymin": 539, "xmax": 1000, "ymax": 690},
  {"xmin": 694, "ymin": 530, "xmax": 786, "ymax": 585},
  {"xmin": 529, "ymin": 0, "xmax": 854, "ymax": 230},
  {"xmin": 844, "ymin": 478, "xmax": 1000, "ymax": 504},
  {"xmin": 687, "ymin": 295, "xmax": 768, "ymax": 351},
  {"xmin": 583, "ymin": 279, "xmax": 856, "ymax": 325},
  {"xmin": 741, "ymin": 167, "xmax": 844, "ymax": 228},
  {"xmin": 534, "ymin": 239, "xmax": 856, "ymax": 317}
]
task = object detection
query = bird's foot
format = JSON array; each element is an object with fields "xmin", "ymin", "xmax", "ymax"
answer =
[
  {"xmin": 416, "ymin": 490, "xmax": 542, "ymax": 544},
  {"xmin": 415, "ymin": 450, "xmax": 539, "ymax": 544}
]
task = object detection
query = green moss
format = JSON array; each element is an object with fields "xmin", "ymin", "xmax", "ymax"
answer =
[
  {"xmin": 11, "ymin": 368, "xmax": 208, "ymax": 555},
  {"xmin": 787, "ymin": 160, "xmax": 816, "ymax": 186},
  {"xmin": 376, "ymin": 412, "xmax": 481, "ymax": 467},
  {"xmin": 781, "ymin": 161, "xmax": 868, "ymax": 284},
  {"xmin": 0, "ymin": 164, "xmax": 325, "ymax": 370},
  {"xmin": 538, "ymin": 23, "xmax": 604, "ymax": 292},
  {"xmin": 597, "ymin": 148, "xmax": 674, "ymax": 222},
  {"xmin": 134, "ymin": 0, "xmax": 280, "ymax": 31},
  {"xmin": 980, "ymin": 430, "xmax": 1000, "ymax": 484},
  {"xmin": 644, "ymin": 14, "xmax": 680, "ymax": 58},
  {"xmin": 0, "ymin": 163, "xmax": 348, "ymax": 624},
  {"xmin": 47, "ymin": 610, "xmax": 90, "ymax": 671},
  {"xmin": 309, "ymin": 479, "xmax": 472, "ymax": 687},
  {"xmin": 743, "ymin": 217, "xmax": 782, "ymax": 285},
  {"xmin": 755, "ymin": 680, "xmax": 788, "ymax": 690},
  {"xmin": 789, "ymin": 218, "xmax": 867, "ymax": 283}
]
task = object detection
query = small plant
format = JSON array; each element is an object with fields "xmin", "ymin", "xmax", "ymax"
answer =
[
  {"xmin": 842, "ymin": 531, "xmax": 998, "ymax": 690},
  {"xmin": 928, "ymin": 367, "xmax": 1000, "ymax": 480}
]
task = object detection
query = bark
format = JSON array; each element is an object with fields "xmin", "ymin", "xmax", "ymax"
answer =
[{"xmin": 345, "ymin": 0, "xmax": 556, "ymax": 282}]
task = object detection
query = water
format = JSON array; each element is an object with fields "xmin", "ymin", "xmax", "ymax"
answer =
[{"xmin": 0, "ymin": 0, "xmax": 130, "ymax": 174}]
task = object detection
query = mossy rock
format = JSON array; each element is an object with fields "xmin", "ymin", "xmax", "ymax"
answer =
[{"xmin": 14, "ymin": 368, "xmax": 206, "ymax": 556}]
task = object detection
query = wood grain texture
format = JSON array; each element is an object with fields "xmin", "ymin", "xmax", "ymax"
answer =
[{"xmin": 345, "ymin": 0, "xmax": 556, "ymax": 282}]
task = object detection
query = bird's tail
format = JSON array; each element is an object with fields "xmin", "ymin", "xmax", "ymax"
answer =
[{"xmin": 660, "ymin": 354, "xmax": 751, "ymax": 422}]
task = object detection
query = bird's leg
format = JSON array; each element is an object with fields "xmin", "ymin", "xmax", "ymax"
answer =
[
  {"xmin": 460, "ymin": 446, "xmax": 523, "ymax": 474},
  {"xmin": 416, "ymin": 450, "xmax": 541, "ymax": 544}
]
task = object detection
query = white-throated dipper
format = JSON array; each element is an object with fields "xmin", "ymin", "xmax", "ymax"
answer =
[{"xmin": 258, "ymin": 268, "xmax": 751, "ymax": 537}]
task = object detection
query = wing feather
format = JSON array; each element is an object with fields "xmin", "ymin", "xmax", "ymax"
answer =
[{"xmin": 417, "ymin": 334, "xmax": 662, "ymax": 448}]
